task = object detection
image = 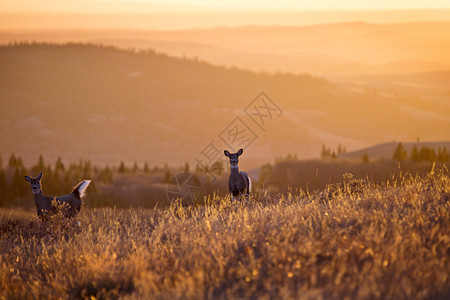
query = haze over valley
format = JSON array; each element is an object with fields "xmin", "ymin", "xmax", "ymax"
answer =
[{"xmin": 0, "ymin": 41, "xmax": 448, "ymax": 168}]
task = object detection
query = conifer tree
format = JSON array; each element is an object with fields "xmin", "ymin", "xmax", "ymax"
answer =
[
  {"xmin": 162, "ymin": 169, "xmax": 172, "ymax": 183},
  {"xmin": 393, "ymin": 143, "xmax": 407, "ymax": 161},
  {"xmin": 184, "ymin": 162, "xmax": 190, "ymax": 174},
  {"xmin": 33, "ymin": 154, "xmax": 46, "ymax": 173},
  {"xmin": 438, "ymin": 147, "xmax": 449, "ymax": 162},
  {"xmin": 132, "ymin": 162, "xmax": 139, "ymax": 173},
  {"xmin": 8, "ymin": 153, "xmax": 17, "ymax": 168},
  {"xmin": 11, "ymin": 166, "xmax": 27, "ymax": 198},
  {"xmin": 118, "ymin": 161, "xmax": 127, "ymax": 173},
  {"xmin": 411, "ymin": 145, "xmax": 420, "ymax": 162},
  {"xmin": 0, "ymin": 170, "xmax": 8, "ymax": 206},
  {"xmin": 143, "ymin": 162, "xmax": 150, "ymax": 173},
  {"xmin": 362, "ymin": 153, "xmax": 369, "ymax": 163},
  {"xmin": 55, "ymin": 157, "xmax": 65, "ymax": 173}
]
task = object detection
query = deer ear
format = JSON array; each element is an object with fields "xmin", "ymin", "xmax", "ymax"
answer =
[
  {"xmin": 25, "ymin": 176, "xmax": 32, "ymax": 182},
  {"xmin": 224, "ymin": 150, "xmax": 230, "ymax": 157},
  {"xmin": 37, "ymin": 172, "xmax": 43, "ymax": 180},
  {"xmin": 237, "ymin": 149, "xmax": 243, "ymax": 156}
]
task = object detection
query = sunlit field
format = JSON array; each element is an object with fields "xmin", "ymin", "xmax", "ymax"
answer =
[{"xmin": 1, "ymin": 168, "xmax": 448, "ymax": 299}]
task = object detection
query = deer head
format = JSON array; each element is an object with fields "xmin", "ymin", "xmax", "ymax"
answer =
[
  {"xmin": 25, "ymin": 172, "xmax": 43, "ymax": 195},
  {"xmin": 224, "ymin": 149, "xmax": 243, "ymax": 167}
]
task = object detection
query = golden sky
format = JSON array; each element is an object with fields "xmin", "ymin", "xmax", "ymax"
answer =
[
  {"xmin": 2, "ymin": 0, "xmax": 450, "ymax": 13},
  {"xmin": 1, "ymin": 1, "xmax": 450, "ymax": 30}
]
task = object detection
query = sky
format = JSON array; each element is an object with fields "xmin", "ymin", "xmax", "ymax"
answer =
[
  {"xmin": 1, "ymin": 0, "xmax": 450, "ymax": 30},
  {"xmin": 2, "ymin": 0, "xmax": 450, "ymax": 13}
]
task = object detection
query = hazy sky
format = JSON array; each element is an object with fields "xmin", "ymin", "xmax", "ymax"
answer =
[
  {"xmin": 2, "ymin": 0, "xmax": 450, "ymax": 13},
  {"xmin": 2, "ymin": 0, "xmax": 450, "ymax": 30}
]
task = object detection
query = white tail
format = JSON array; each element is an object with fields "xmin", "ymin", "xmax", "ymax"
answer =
[
  {"xmin": 77, "ymin": 180, "xmax": 91, "ymax": 198},
  {"xmin": 25, "ymin": 172, "xmax": 92, "ymax": 220}
]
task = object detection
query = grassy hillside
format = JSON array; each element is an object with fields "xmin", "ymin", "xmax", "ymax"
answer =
[
  {"xmin": 1, "ymin": 43, "xmax": 449, "ymax": 167},
  {"xmin": 1, "ymin": 168, "xmax": 449, "ymax": 299}
]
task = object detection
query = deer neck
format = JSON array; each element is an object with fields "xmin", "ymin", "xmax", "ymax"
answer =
[
  {"xmin": 33, "ymin": 190, "xmax": 50, "ymax": 213},
  {"xmin": 230, "ymin": 165, "xmax": 240, "ymax": 174}
]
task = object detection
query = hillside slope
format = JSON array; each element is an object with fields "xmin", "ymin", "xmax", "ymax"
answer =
[
  {"xmin": 341, "ymin": 141, "xmax": 450, "ymax": 160},
  {"xmin": 2, "ymin": 22, "xmax": 450, "ymax": 76},
  {"xmin": 0, "ymin": 43, "xmax": 449, "ymax": 166}
]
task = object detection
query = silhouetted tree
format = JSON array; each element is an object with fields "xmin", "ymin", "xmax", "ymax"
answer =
[
  {"xmin": 184, "ymin": 162, "xmax": 190, "ymax": 174},
  {"xmin": 393, "ymin": 143, "xmax": 407, "ymax": 161},
  {"xmin": 321, "ymin": 145, "xmax": 331, "ymax": 159},
  {"xmin": 438, "ymin": 147, "xmax": 449, "ymax": 163},
  {"xmin": 362, "ymin": 153, "xmax": 369, "ymax": 163},
  {"xmin": 98, "ymin": 166, "xmax": 113, "ymax": 183},
  {"xmin": 143, "ymin": 162, "xmax": 150, "ymax": 173},
  {"xmin": 8, "ymin": 153, "xmax": 24, "ymax": 169},
  {"xmin": 162, "ymin": 170, "xmax": 172, "ymax": 184},
  {"xmin": 411, "ymin": 145, "xmax": 420, "ymax": 162},
  {"xmin": 132, "ymin": 162, "xmax": 139, "ymax": 173},
  {"xmin": 331, "ymin": 151, "xmax": 337, "ymax": 159},
  {"xmin": 8, "ymin": 153, "xmax": 17, "ymax": 168},
  {"xmin": 55, "ymin": 157, "xmax": 65, "ymax": 173},
  {"xmin": 83, "ymin": 160, "xmax": 92, "ymax": 178},
  {"xmin": 418, "ymin": 146, "xmax": 436, "ymax": 162},
  {"xmin": 11, "ymin": 166, "xmax": 27, "ymax": 199},
  {"xmin": 118, "ymin": 161, "xmax": 127, "ymax": 173},
  {"xmin": 31, "ymin": 154, "xmax": 47, "ymax": 174},
  {"xmin": 62, "ymin": 172, "xmax": 73, "ymax": 192},
  {"xmin": 0, "ymin": 170, "xmax": 8, "ymax": 206},
  {"xmin": 259, "ymin": 163, "xmax": 273, "ymax": 186}
]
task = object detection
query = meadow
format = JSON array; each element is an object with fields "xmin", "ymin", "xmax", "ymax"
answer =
[{"xmin": 1, "ymin": 167, "xmax": 449, "ymax": 299}]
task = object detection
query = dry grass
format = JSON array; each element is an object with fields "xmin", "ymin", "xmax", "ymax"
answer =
[{"xmin": 1, "ymin": 168, "xmax": 449, "ymax": 299}]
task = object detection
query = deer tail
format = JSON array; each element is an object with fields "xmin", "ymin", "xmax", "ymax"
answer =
[{"xmin": 72, "ymin": 180, "xmax": 91, "ymax": 198}]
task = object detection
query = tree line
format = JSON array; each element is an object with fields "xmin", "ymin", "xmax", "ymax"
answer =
[
  {"xmin": 0, "ymin": 152, "xmax": 227, "ymax": 208},
  {"xmin": 393, "ymin": 143, "xmax": 449, "ymax": 163},
  {"xmin": 0, "ymin": 153, "xmax": 167, "ymax": 208}
]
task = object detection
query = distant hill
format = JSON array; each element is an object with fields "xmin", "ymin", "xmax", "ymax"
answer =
[
  {"xmin": 340, "ymin": 141, "xmax": 450, "ymax": 160},
  {"xmin": 1, "ymin": 21, "xmax": 449, "ymax": 76},
  {"xmin": 0, "ymin": 43, "xmax": 449, "ymax": 167}
]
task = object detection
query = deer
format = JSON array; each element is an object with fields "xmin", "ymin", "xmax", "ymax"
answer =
[
  {"xmin": 25, "ymin": 171, "xmax": 91, "ymax": 221},
  {"xmin": 224, "ymin": 149, "xmax": 252, "ymax": 202}
]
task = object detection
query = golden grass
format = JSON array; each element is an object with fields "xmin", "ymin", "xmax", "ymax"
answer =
[{"xmin": 1, "ymin": 168, "xmax": 449, "ymax": 299}]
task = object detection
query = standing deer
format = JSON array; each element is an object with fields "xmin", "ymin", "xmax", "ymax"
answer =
[
  {"xmin": 224, "ymin": 149, "xmax": 252, "ymax": 202},
  {"xmin": 25, "ymin": 172, "xmax": 91, "ymax": 220}
]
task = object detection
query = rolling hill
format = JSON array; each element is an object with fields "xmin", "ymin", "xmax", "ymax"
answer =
[
  {"xmin": 0, "ymin": 43, "xmax": 449, "ymax": 167},
  {"xmin": 1, "ymin": 21, "xmax": 450, "ymax": 76}
]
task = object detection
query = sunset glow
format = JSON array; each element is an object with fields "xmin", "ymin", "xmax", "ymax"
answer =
[
  {"xmin": 2, "ymin": 0, "xmax": 450, "ymax": 13},
  {"xmin": 1, "ymin": 0, "xmax": 450, "ymax": 30}
]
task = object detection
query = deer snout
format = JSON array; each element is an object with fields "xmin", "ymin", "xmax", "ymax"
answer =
[
  {"xmin": 230, "ymin": 158, "xmax": 239, "ymax": 166},
  {"xmin": 31, "ymin": 185, "xmax": 40, "ymax": 194}
]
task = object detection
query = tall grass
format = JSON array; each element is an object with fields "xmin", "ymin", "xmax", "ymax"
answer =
[{"xmin": 1, "ymin": 168, "xmax": 449, "ymax": 299}]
